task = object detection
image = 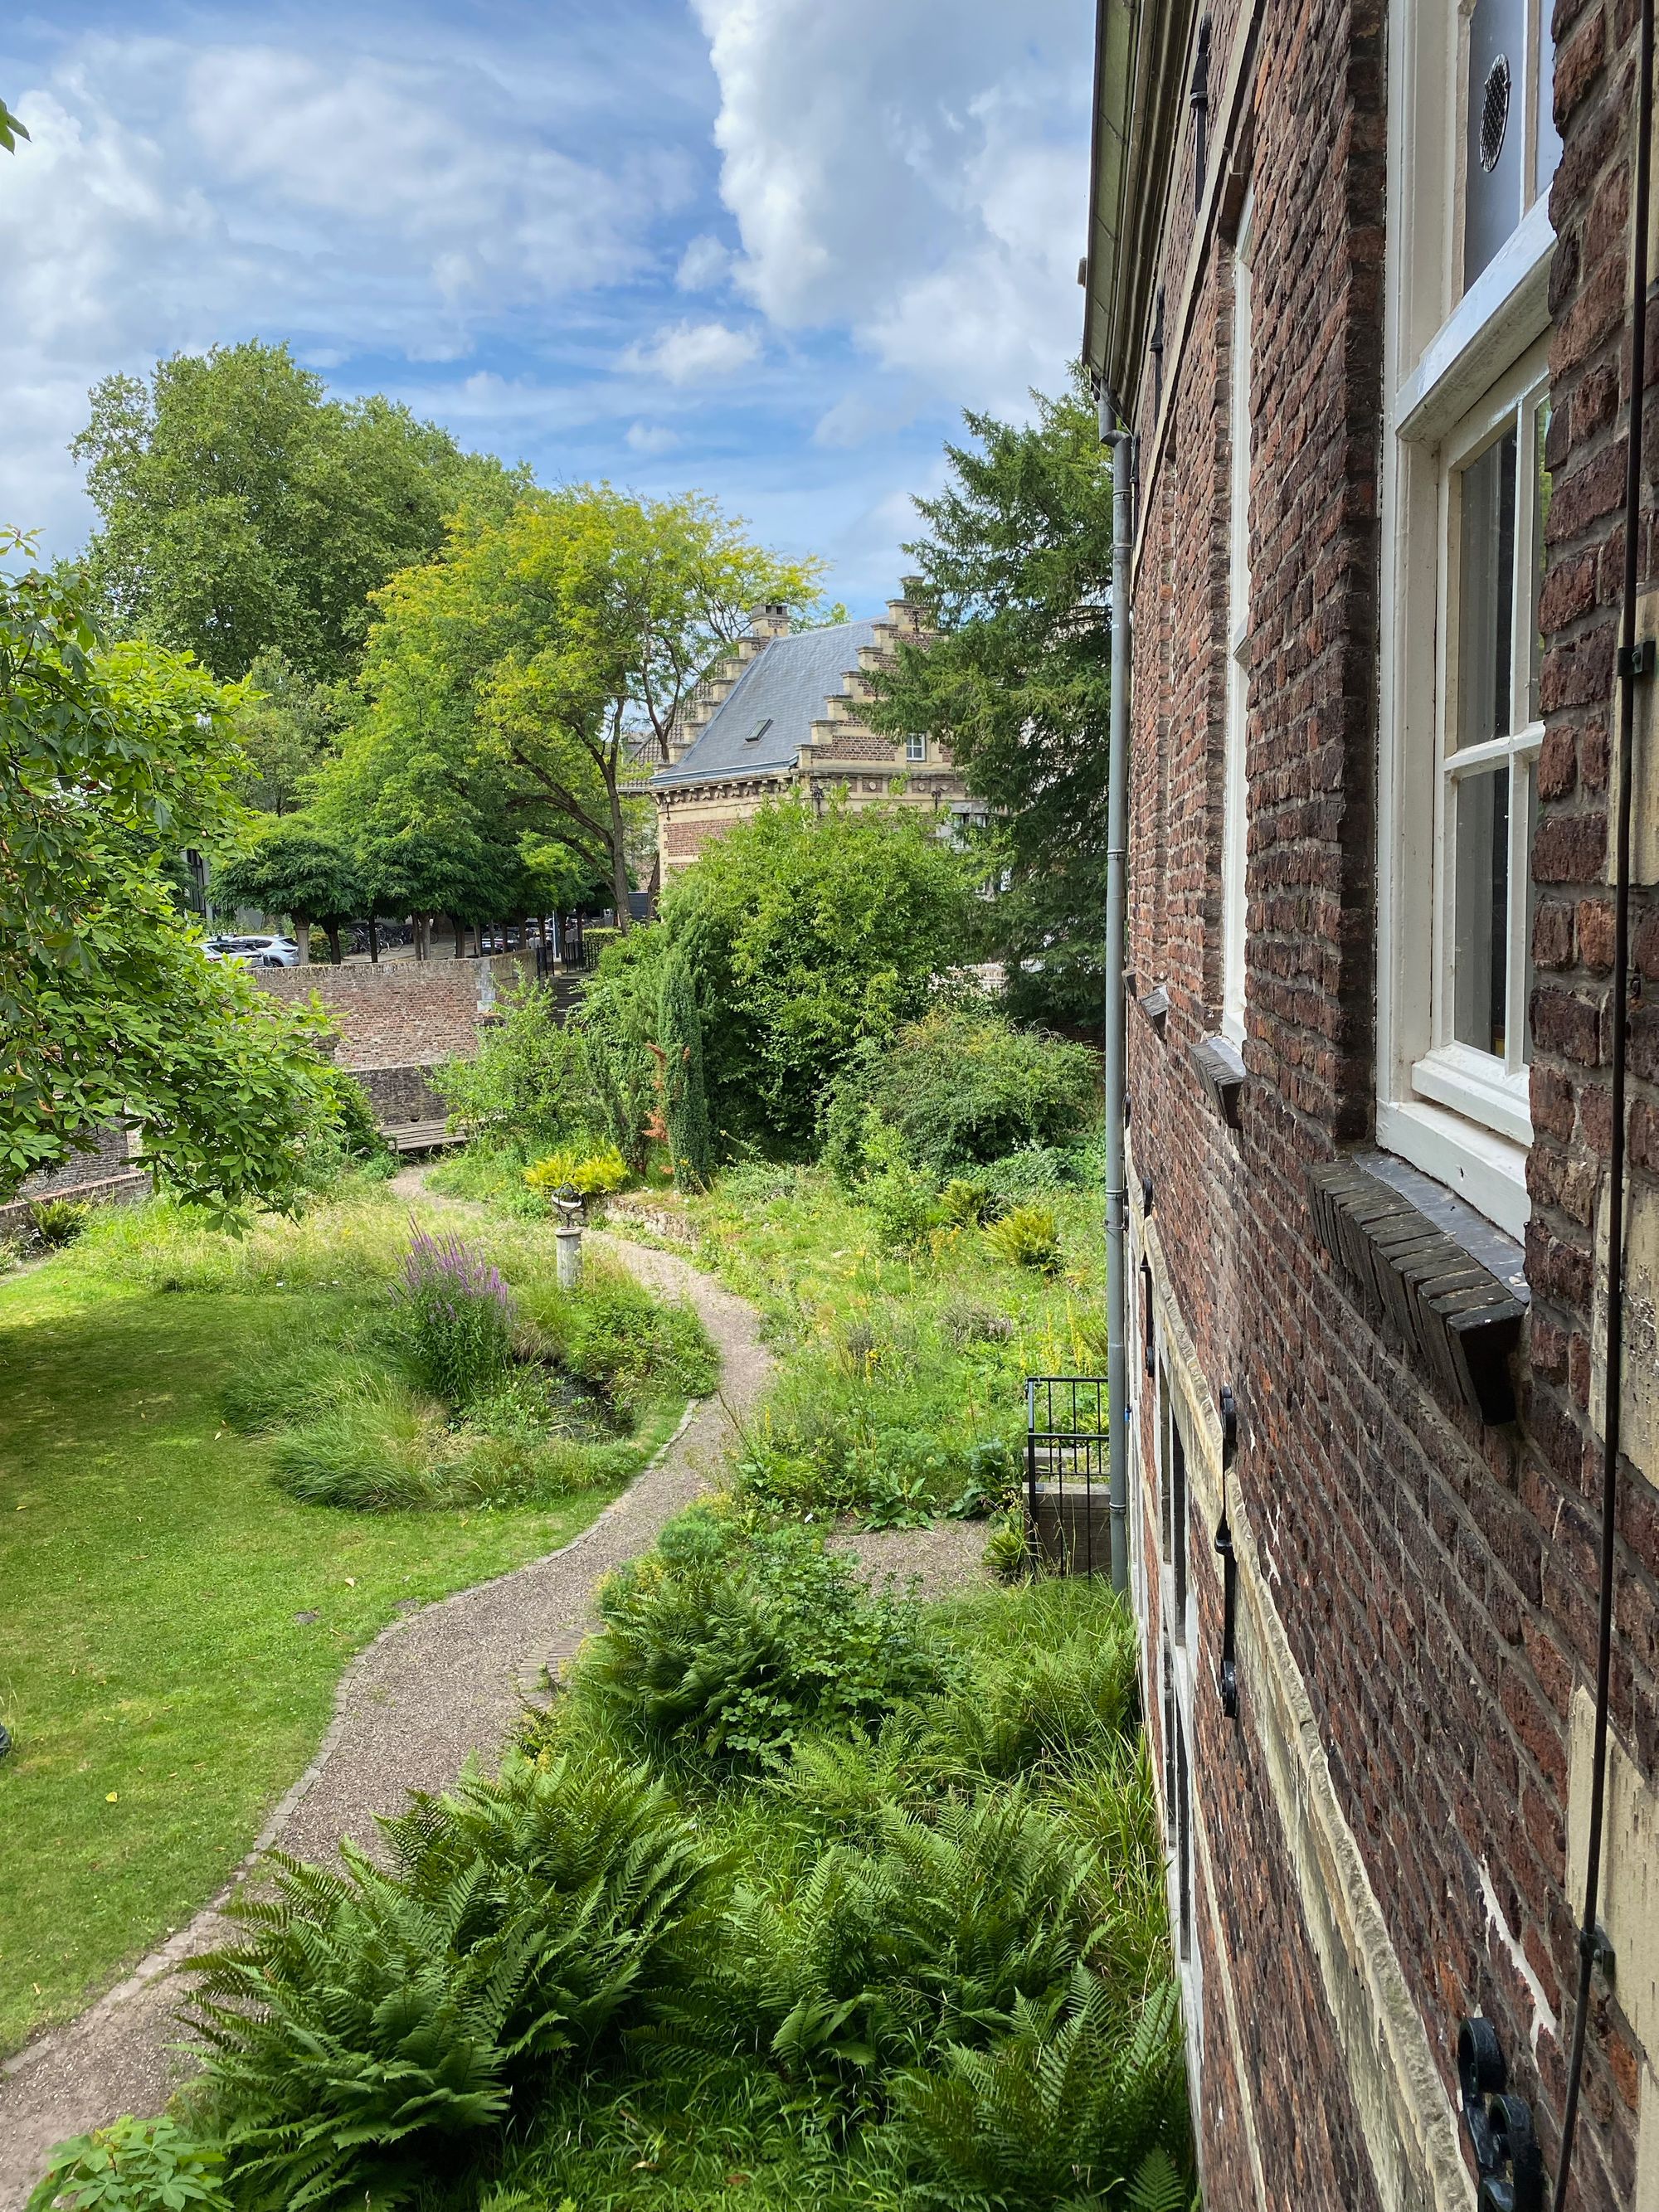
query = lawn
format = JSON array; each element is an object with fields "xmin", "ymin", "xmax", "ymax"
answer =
[{"xmin": 0, "ymin": 1189, "xmax": 697, "ymax": 2054}]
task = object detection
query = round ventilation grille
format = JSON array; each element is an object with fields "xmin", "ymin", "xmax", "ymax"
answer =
[{"xmin": 1479, "ymin": 54, "xmax": 1511, "ymax": 173}]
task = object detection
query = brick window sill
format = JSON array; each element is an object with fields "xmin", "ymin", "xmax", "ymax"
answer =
[{"xmin": 1308, "ymin": 1150, "xmax": 1529, "ymax": 1425}]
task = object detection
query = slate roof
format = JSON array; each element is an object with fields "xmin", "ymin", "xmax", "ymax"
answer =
[{"xmin": 650, "ymin": 620, "xmax": 879, "ymax": 788}]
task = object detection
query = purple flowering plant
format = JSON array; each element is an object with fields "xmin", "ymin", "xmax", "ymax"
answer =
[{"xmin": 395, "ymin": 1221, "xmax": 515, "ymax": 1409}]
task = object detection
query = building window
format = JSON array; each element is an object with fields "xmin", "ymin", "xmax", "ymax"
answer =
[
  {"xmin": 1175, "ymin": 1709, "xmax": 1193, "ymax": 1961},
  {"xmin": 1375, "ymin": 0, "xmax": 1561, "ymax": 1237},
  {"xmin": 1171, "ymin": 1404, "xmax": 1189, "ymax": 1641},
  {"xmin": 1220, "ymin": 189, "xmax": 1254, "ymax": 1047},
  {"xmin": 1423, "ymin": 362, "xmax": 1549, "ymax": 1114},
  {"xmin": 905, "ymin": 733, "xmax": 927, "ymax": 762}
]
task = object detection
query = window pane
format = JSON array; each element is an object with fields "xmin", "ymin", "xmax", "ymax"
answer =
[
  {"xmin": 1457, "ymin": 427, "xmax": 1518, "ymax": 748},
  {"xmin": 1465, "ymin": 0, "xmax": 1527, "ymax": 288},
  {"xmin": 1454, "ymin": 766, "xmax": 1510, "ymax": 1054},
  {"xmin": 1529, "ymin": 400, "xmax": 1552, "ymax": 722}
]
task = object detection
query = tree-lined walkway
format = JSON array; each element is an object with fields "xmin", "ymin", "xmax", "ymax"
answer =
[{"xmin": 0, "ymin": 1232, "xmax": 771, "ymax": 2212}]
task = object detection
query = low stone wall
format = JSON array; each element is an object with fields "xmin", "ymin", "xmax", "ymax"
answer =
[
  {"xmin": 347, "ymin": 1063, "xmax": 451, "ymax": 1129},
  {"xmin": 0, "ymin": 1137, "xmax": 149, "ymax": 1240}
]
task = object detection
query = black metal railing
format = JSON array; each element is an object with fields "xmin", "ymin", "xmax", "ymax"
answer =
[{"xmin": 1025, "ymin": 1374, "xmax": 1110, "ymax": 1578}]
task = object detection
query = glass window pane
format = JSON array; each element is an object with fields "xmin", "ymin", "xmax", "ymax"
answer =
[
  {"xmin": 1529, "ymin": 400, "xmax": 1552, "ymax": 722},
  {"xmin": 1454, "ymin": 766, "xmax": 1510, "ymax": 1054},
  {"xmin": 1466, "ymin": 0, "xmax": 1527, "ymax": 288},
  {"xmin": 1457, "ymin": 427, "xmax": 1518, "ymax": 748}
]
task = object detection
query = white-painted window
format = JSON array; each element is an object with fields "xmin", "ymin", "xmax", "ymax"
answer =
[
  {"xmin": 905, "ymin": 732, "xmax": 927, "ymax": 762},
  {"xmin": 1220, "ymin": 190, "xmax": 1255, "ymax": 1048},
  {"xmin": 1376, "ymin": 0, "xmax": 1560, "ymax": 1236}
]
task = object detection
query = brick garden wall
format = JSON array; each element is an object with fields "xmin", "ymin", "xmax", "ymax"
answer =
[
  {"xmin": 250, "ymin": 955, "xmax": 533, "ymax": 1070},
  {"xmin": 1119, "ymin": 0, "xmax": 1654, "ymax": 2204}
]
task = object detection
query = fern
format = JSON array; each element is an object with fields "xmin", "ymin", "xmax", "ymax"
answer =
[
  {"xmin": 893, "ymin": 1970, "xmax": 1192, "ymax": 2208},
  {"xmin": 182, "ymin": 1753, "xmax": 714, "ymax": 2211}
]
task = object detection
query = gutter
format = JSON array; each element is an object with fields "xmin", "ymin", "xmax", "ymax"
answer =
[{"xmin": 1104, "ymin": 423, "xmax": 1136, "ymax": 1594}]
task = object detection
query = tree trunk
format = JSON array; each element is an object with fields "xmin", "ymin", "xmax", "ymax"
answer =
[
  {"xmin": 451, "ymin": 916, "xmax": 466, "ymax": 959},
  {"xmin": 324, "ymin": 922, "xmax": 343, "ymax": 964},
  {"xmin": 368, "ymin": 916, "xmax": 380, "ymax": 964},
  {"xmin": 538, "ymin": 913, "xmax": 548, "ymax": 953},
  {"xmin": 294, "ymin": 917, "xmax": 312, "ymax": 965}
]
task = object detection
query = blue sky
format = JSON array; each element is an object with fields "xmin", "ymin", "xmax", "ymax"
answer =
[{"xmin": 1, "ymin": 1, "xmax": 1093, "ymax": 615}]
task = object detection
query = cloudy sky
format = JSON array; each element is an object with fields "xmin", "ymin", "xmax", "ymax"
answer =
[{"xmin": 1, "ymin": 1, "xmax": 1093, "ymax": 614}]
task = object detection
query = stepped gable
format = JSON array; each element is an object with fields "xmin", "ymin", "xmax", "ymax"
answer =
[{"xmin": 650, "ymin": 619, "xmax": 879, "ymax": 789}]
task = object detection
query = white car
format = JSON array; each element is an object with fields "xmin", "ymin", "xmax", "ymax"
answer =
[{"xmin": 204, "ymin": 934, "xmax": 303, "ymax": 967}]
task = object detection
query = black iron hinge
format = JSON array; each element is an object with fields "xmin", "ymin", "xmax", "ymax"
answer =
[
  {"xmin": 1457, "ymin": 2018, "xmax": 1545, "ymax": 2212},
  {"xmin": 1617, "ymin": 637, "xmax": 1656, "ymax": 681}
]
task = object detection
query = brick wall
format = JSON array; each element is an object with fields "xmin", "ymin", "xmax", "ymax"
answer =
[
  {"xmin": 250, "ymin": 955, "xmax": 532, "ymax": 1069},
  {"xmin": 1112, "ymin": 0, "xmax": 1656, "ymax": 2204}
]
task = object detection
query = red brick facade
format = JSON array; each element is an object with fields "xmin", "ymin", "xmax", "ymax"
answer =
[{"xmin": 1088, "ymin": 1, "xmax": 1657, "ymax": 2205}]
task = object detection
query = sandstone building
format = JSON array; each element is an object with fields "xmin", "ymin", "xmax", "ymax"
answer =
[
  {"xmin": 649, "ymin": 590, "xmax": 980, "ymax": 877},
  {"xmin": 1086, "ymin": 0, "xmax": 1658, "ymax": 2205}
]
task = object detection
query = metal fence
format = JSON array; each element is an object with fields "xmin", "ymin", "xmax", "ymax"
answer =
[{"xmin": 1025, "ymin": 1374, "xmax": 1110, "ymax": 1578}]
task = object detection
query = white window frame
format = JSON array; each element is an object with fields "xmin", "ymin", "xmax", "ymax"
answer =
[
  {"xmin": 904, "ymin": 732, "xmax": 927, "ymax": 763},
  {"xmin": 1220, "ymin": 187, "xmax": 1255, "ymax": 1048},
  {"xmin": 1377, "ymin": 0, "xmax": 1559, "ymax": 1239}
]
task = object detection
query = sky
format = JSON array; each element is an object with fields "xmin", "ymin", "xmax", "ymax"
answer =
[{"xmin": 0, "ymin": 1, "xmax": 1095, "ymax": 616}]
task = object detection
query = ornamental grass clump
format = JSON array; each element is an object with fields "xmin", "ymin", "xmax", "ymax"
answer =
[{"xmin": 396, "ymin": 1223, "xmax": 513, "ymax": 1410}]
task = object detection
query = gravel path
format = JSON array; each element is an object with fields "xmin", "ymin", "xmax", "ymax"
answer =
[
  {"xmin": 0, "ymin": 1228, "xmax": 770, "ymax": 2212},
  {"xmin": 834, "ymin": 1516, "xmax": 992, "ymax": 1602}
]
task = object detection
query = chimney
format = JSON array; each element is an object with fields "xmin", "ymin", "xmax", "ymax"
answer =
[{"xmin": 747, "ymin": 600, "xmax": 791, "ymax": 639}]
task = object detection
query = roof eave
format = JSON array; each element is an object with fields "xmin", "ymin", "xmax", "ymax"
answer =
[{"xmin": 1082, "ymin": 0, "xmax": 1199, "ymax": 421}]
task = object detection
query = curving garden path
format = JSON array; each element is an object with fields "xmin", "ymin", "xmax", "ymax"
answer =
[{"xmin": 0, "ymin": 1225, "xmax": 771, "ymax": 2212}]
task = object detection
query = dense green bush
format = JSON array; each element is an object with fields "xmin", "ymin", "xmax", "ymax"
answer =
[
  {"xmin": 982, "ymin": 1203, "xmax": 1063, "ymax": 1272},
  {"xmin": 185, "ymin": 1753, "xmax": 714, "ymax": 2211},
  {"xmin": 821, "ymin": 1004, "xmax": 1099, "ymax": 1184},
  {"xmin": 658, "ymin": 944, "xmax": 713, "ymax": 1189},
  {"xmin": 435, "ymin": 982, "xmax": 600, "ymax": 1147},
  {"xmin": 659, "ymin": 797, "xmax": 978, "ymax": 1151},
  {"xmin": 577, "ymin": 1512, "xmax": 944, "ymax": 1773}
]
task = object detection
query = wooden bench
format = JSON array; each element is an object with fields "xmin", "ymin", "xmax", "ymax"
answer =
[{"xmin": 383, "ymin": 1120, "xmax": 465, "ymax": 1153}]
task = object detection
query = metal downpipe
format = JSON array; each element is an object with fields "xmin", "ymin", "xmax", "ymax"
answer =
[{"xmin": 1105, "ymin": 430, "xmax": 1136, "ymax": 1595}]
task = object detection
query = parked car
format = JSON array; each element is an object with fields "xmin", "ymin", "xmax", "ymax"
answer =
[{"xmin": 203, "ymin": 934, "xmax": 302, "ymax": 967}]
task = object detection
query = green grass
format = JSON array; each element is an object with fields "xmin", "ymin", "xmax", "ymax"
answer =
[{"xmin": 0, "ymin": 1193, "xmax": 695, "ymax": 2054}]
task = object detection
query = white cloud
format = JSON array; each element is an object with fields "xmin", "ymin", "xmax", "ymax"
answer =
[
  {"xmin": 675, "ymin": 231, "xmax": 730, "ymax": 289},
  {"xmin": 620, "ymin": 317, "xmax": 760, "ymax": 385},
  {"xmin": 691, "ymin": 0, "xmax": 1091, "ymax": 411},
  {"xmin": 626, "ymin": 421, "xmax": 681, "ymax": 453}
]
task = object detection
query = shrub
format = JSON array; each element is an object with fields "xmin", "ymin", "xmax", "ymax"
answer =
[
  {"xmin": 983, "ymin": 1203, "xmax": 1061, "ymax": 1271},
  {"xmin": 515, "ymin": 1275, "xmax": 718, "ymax": 1399},
  {"xmin": 925, "ymin": 1580, "xmax": 1140, "ymax": 1781},
  {"xmin": 657, "ymin": 946, "xmax": 713, "ymax": 1189},
  {"xmin": 28, "ymin": 1198, "xmax": 90, "ymax": 1249},
  {"xmin": 523, "ymin": 1143, "xmax": 628, "ymax": 1200},
  {"xmin": 577, "ymin": 1515, "xmax": 943, "ymax": 1774},
  {"xmin": 395, "ymin": 1224, "xmax": 514, "ymax": 1407},
  {"xmin": 435, "ymin": 983, "xmax": 601, "ymax": 1147},
  {"xmin": 982, "ymin": 1513, "xmax": 1029, "ymax": 1582},
  {"xmin": 660, "ymin": 797, "xmax": 977, "ymax": 1151},
  {"xmin": 820, "ymin": 1005, "xmax": 1099, "ymax": 1184},
  {"xmin": 185, "ymin": 1753, "xmax": 713, "ymax": 2212},
  {"xmin": 27, "ymin": 2117, "xmax": 229, "ymax": 2212}
]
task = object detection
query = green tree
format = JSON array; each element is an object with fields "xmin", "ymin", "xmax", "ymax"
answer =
[
  {"xmin": 71, "ymin": 342, "xmax": 521, "ymax": 683},
  {"xmin": 231, "ymin": 649, "xmax": 337, "ymax": 815},
  {"xmin": 656, "ymin": 946, "xmax": 712, "ymax": 1189},
  {"xmin": 659, "ymin": 796, "xmax": 977, "ymax": 1150},
  {"xmin": 865, "ymin": 368, "xmax": 1112, "ymax": 1026},
  {"xmin": 214, "ymin": 818, "xmax": 363, "ymax": 965},
  {"xmin": 346, "ymin": 487, "xmax": 829, "ymax": 931},
  {"xmin": 0, "ymin": 537, "xmax": 338, "ymax": 1211}
]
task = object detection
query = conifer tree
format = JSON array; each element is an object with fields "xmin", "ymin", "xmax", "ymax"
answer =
[{"xmin": 656, "ymin": 948, "xmax": 713, "ymax": 1189}]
